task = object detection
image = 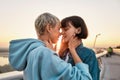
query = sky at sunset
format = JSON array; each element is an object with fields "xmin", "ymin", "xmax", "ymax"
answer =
[{"xmin": 0, "ymin": 0, "xmax": 120, "ymax": 48}]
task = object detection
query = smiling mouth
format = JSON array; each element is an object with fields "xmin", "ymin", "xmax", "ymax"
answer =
[{"xmin": 62, "ymin": 36, "xmax": 66, "ymax": 39}]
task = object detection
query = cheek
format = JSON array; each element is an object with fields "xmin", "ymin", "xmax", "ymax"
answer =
[
  {"xmin": 66, "ymin": 31, "xmax": 74, "ymax": 38},
  {"xmin": 67, "ymin": 34, "xmax": 73, "ymax": 40},
  {"xmin": 63, "ymin": 34, "xmax": 72, "ymax": 42}
]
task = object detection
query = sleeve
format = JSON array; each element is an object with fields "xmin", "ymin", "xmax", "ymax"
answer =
[
  {"xmin": 41, "ymin": 49, "xmax": 92, "ymax": 80},
  {"xmin": 85, "ymin": 50, "xmax": 100, "ymax": 80}
]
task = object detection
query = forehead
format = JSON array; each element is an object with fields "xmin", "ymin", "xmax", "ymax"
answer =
[
  {"xmin": 61, "ymin": 22, "xmax": 73, "ymax": 29},
  {"xmin": 55, "ymin": 22, "xmax": 61, "ymax": 28}
]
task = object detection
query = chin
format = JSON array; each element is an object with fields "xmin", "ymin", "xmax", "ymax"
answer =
[
  {"xmin": 63, "ymin": 38, "xmax": 68, "ymax": 42},
  {"xmin": 53, "ymin": 40, "xmax": 57, "ymax": 44}
]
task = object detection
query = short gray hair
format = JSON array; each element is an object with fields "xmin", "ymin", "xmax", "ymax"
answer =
[{"xmin": 35, "ymin": 12, "xmax": 60, "ymax": 35}]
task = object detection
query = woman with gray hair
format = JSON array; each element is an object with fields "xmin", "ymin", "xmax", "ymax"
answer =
[{"xmin": 9, "ymin": 12, "xmax": 92, "ymax": 80}]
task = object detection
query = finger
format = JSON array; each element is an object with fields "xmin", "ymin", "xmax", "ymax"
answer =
[
  {"xmin": 61, "ymin": 36, "xmax": 65, "ymax": 43},
  {"xmin": 44, "ymin": 40, "xmax": 49, "ymax": 45},
  {"xmin": 48, "ymin": 39, "xmax": 52, "ymax": 44}
]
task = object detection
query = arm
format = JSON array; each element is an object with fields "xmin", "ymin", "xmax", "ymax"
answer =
[
  {"xmin": 68, "ymin": 37, "xmax": 82, "ymax": 64},
  {"xmin": 58, "ymin": 38, "xmax": 68, "ymax": 57},
  {"xmin": 44, "ymin": 39, "xmax": 56, "ymax": 51},
  {"xmin": 41, "ymin": 38, "xmax": 92, "ymax": 80},
  {"xmin": 40, "ymin": 48, "xmax": 92, "ymax": 80},
  {"xmin": 85, "ymin": 50, "xmax": 100, "ymax": 80}
]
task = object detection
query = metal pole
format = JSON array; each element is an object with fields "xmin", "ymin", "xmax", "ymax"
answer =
[{"xmin": 93, "ymin": 34, "xmax": 101, "ymax": 48}]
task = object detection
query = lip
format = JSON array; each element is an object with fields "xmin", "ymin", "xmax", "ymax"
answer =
[
  {"xmin": 62, "ymin": 35, "xmax": 66, "ymax": 38},
  {"xmin": 57, "ymin": 36, "xmax": 60, "ymax": 40}
]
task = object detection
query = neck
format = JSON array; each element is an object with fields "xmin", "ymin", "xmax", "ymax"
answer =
[{"xmin": 38, "ymin": 34, "xmax": 49, "ymax": 42}]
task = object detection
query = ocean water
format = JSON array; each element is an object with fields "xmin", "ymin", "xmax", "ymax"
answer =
[
  {"xmin": 0, "ymin": 52, "xmax": 9, "ymax": 66},
  {"xmin": 0, "ymin": 52, "xmax": 14, "ymax": 73}
]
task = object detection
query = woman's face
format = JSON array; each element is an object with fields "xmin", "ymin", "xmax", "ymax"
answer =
[
  {"xmin": 61, "ymin": 23, "xmax": 78, "ymax": 43},
  {"xmin": 49, "ymin": 22, "xmax": 61, "ymax": 44}
]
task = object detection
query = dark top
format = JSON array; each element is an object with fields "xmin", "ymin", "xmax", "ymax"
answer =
[{"xmin": 62, "ymin": 43, "xmax": 100, "ymax": 80}]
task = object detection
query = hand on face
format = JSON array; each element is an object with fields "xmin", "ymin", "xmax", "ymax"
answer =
[
  {"xmin": 44, "ymin": 39, "xmax": 56, "ymax": 51},
  {"xmin": 58, "ymin": 37, "xmax": 68, "ymax": 57},
  {"xmin": 68, "ymin": 36, "xmax": 81, "ymax": 50},
  {"xmin": 61, "ymin": 37, "xmax": 68, "ymax": 48}
]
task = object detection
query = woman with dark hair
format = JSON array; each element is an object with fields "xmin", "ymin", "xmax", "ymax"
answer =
[
  {"xmin": 59, "ymin": 16, "xmax": 100, "ymax": 80},
  {"xmin": 9, "ymin": 13, "xmax": 92, "ymax": 80}
]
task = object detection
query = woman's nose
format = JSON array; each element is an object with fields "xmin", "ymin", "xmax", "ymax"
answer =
[{"xmin": 60, "ymin": 31, "xmax": 64, "ymax": 35}]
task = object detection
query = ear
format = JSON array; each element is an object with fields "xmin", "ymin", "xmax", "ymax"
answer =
[
  {"xmin": 76, "ymin": 27, "xmax": 81, "ymax": 34},
  {"xmin": 46, "ymin": 24, "xmax": 52, "ymax": 33}
]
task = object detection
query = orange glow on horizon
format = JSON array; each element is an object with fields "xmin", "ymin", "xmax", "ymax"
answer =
[{"xmin": 0, "ymin": 34, "xmax": 120, "ymax": 49}]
